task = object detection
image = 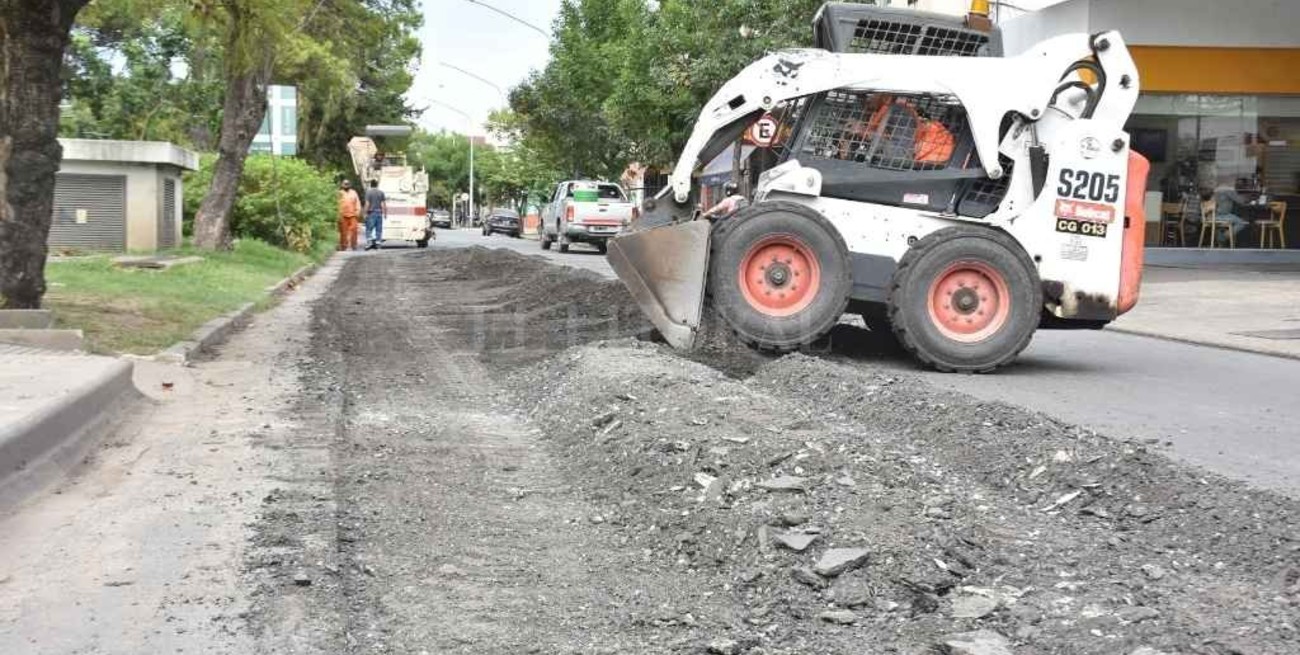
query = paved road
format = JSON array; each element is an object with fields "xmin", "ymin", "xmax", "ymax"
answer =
[{"xmin": 431, "ymin": 227, "xmax": 1300, "ymax": 497}]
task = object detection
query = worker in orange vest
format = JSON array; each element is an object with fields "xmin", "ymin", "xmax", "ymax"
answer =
[
  {"xmin": 337, "ymin": 179, "xmax": 362, "ymax": 251},
  {"xmin": 840, "ymin": 94, "xmax": 955, "ymax": 167}
]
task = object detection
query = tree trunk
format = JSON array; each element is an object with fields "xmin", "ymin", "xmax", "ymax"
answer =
[
  {"xmin": 192, "ymin": 30, "xmax": 272, "ymax": 251},
  {"xmin": 0, "ymin": 0, "xmax": 89, "ymax": 309}
]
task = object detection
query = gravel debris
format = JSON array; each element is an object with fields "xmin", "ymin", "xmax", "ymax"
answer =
[{"xmin": 246, "ymin": 247, "xmax": 1300, "ymax": 654}]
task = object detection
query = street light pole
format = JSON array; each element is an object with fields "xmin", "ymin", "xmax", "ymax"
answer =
[
  {"xmin": 463, "ymin": 0, "xmax": 549, "ymax": 38},
  {"xmin": 437, "ymin": 63, "xmax": 512, "ymax": 227},
  {"xmin": 439, "ymin": 62, "xmax": 506, "ymax": 100},
  {"xmin": 430, "ymin": 99, "xmax": 476, "ymax": 227},
  {"xmin": 464, "ymin": 134, "xmax": 476, "ymax": 227}
]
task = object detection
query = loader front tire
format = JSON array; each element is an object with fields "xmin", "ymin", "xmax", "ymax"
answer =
[
  {"xmin": 709, "ymin": 202, "xmax": 851, "ymax": 352},
  {"xmin": 887, "ymin": 225, "xmax": 1040, "ymax": 373}
]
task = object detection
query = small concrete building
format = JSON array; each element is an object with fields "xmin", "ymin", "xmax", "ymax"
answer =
[{"xmin": 51, "ymin": 139, "xmax": 199, "ymax": 252}]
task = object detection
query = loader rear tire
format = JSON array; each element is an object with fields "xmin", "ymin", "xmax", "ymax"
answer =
[
  {"xmin": 540, "ymin": 231, "xmax": 552, "ymax": 250},
  {"xmin": 887, "ymin": 225, "xmax": 1040, "ymax": 373},
  {"xmin": 709, "ymin": 202, "xmax": 851, "ymax": 352}
]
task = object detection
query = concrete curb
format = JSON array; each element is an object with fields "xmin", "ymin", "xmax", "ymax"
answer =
[
  {"xmin": 0, "ymin": 328, "xmax": 85, "ymax": 352},
  {"xmin": 266, "ymin": 262, "xmax": 318, "ymax": 295},
  {"xmin": 0, "ymin": 357, "xmax": 139, "ymax": 512},
  {"xmin": 156, "ymin": 262, "xmax": 320, "ymax": 364},
  {"xmin": 0, "ymin": 310, "xmax": 55, "ymax": 329},
  {"xmin": 1106, "ymin": 326, "xmax": 1300, "ymax": 362}
]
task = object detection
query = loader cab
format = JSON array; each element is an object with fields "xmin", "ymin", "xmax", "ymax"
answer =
[
  {"xmin": 778, "ymin": 89, "xmax": 1012, "ymax": 218},
  {"xmin": 772, "ymin": 2, "xmax": 1012, "ymax": 218}
]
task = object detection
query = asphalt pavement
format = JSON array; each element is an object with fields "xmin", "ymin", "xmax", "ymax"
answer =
[{"xmin": 429, "ymin": 227, "xmax": 1300, "ymax": 496}]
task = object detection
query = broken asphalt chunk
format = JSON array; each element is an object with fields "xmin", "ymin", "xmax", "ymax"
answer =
[
  {"xmin": 813, "ymin": 548, "xmax": 870, "ymax": 577},
  {"xmin": 757, "ymin": 476, "xmax": 808, "ymax": 492},
  {"xmin": 817, "ymin": 609, "xmax": 857, "ymax": 625},
  {"xmin": 940, "ymin": 629, "xmax": 1013, "ymax": 655},
  {"xmin": 950, "ymin": 593, "xmax": 1000, "ymax": 619},
  {"xmin": 791, "ymin": 566, "xmax": 828, "ymax": 589},
  {"xmin": 772, "ymin": 531, "xmax": 819, "ymax": 552}
]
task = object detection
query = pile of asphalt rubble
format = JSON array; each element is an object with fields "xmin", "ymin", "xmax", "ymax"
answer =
[{"xmin": 454, "ymin": 248, "xmax": 1299, "ymax": 654}]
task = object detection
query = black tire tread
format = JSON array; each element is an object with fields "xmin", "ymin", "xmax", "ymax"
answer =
[
  {"xmin": 709, "ymin": 201, "xmax": 852, "ymax": 353},
  {"xmin": 886, "ymin": 225, "xmax": 1038, "ymax": 374}
]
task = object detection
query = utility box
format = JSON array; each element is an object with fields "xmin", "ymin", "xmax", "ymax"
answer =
[
  {"xmin": 51, "ymin": 139, "xmax": 199, "ymax": 253},
  {"xmin": 813, "ymin": 3, "xmax": 1003, "ymax": 57}
]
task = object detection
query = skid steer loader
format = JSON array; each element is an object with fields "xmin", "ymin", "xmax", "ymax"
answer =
[{"xmin": 607, "ymin": 2, "xmax": 1149, "ymax": 373}]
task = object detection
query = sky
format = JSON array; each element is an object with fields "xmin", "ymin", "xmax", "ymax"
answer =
[
  {"xmin": 408, "ymin": 0, "xmax": 565, "ymax": 138},
  {"xmin": 403, "ymin": 0, "xmax": 1069, "ymax": 137}
]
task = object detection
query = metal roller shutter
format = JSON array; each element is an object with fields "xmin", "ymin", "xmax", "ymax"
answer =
[
  {"xmin": 160, "ymin": 178, "xmax": 177, "ymax": 249},
  {"xmin": 49, "ymin": 174, "xmax": 127, "ymax": 252}
]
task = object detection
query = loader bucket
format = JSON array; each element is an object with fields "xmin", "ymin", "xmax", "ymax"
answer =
[{"xmin": 606, "ymin": 221, "xmax": 712, "ymax": 350}]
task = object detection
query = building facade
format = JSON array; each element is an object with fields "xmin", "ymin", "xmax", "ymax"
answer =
[
  {"xmin": 251, "ymin": 85, "xmax": 299, "ymax": 156},
  {"xmin": 1002, "ymin": 0, "xmax": 1300, "ymax": 251}
]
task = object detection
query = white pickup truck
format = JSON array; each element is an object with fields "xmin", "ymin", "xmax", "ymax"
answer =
[{"xmin": 539, "ymin": 180, "xmax": 635, "ymax": 253}]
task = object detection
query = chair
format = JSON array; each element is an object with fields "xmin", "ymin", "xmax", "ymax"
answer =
[
  {"xmin": 1257, "ymin": 201, "xmax": 1288, "ymax": 249},
  {"xmin": 1198, "ymin": 199, "xmax": 1235, "ymax": 248},
  {"xmin": 1160, "ymin": 201, "xmax": 1186, "ymax": 246}
]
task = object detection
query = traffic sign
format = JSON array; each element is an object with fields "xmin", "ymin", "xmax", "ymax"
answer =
[{"xmin": 747, "ymin": 114, "xmax": 779, "ymax": 148}]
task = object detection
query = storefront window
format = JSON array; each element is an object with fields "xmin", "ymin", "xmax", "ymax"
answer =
[{"xmin": 1126, "ymin": 94, "xmax": 1300, "ymax": 249}]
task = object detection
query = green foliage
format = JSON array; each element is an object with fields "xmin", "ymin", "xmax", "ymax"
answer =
[
  {"xmin": 184, "ymin": 154, "xmax": 335, "ymax": 252},
  {"xmin": 62, "ymin": 1, "xmax": 224, "ymax": 146},
  {"xmin": 405, "ymin": 122, "xmax": 563, "ymax": 215},
  {"xmin": 61, "ymin": 0, "xmax": 422, "ymax": 170},
  {"xmin": 408, "ymin": 130, "xmax": 477, "ymax": 207},
  {"xmin": 487, "ymin": 109, "xmax": 565, "ymax": 208},
  {"xmin": 509, "ymin": 0, "xmax": 826, "ymax": 173},
  {"xmin": 294, "ymin": 1, "xmax": 423, "ymax": 172}
]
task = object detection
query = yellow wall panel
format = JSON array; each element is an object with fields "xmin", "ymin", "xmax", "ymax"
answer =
[{"xmin": 1130, "ymin": 47, "xmax": 1300, "ymax": 95}]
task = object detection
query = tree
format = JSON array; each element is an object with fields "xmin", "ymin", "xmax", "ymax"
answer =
[
  {"xmin": 295, "ymin": 1, "xmax": 421, "ymax": 172},
  {"xmin": 507, "ymin": 0, "xmax": 645, "ymax": 180},
  {"xmin": 0, "ymin": 0, "xmax": 91, "ymax": 309},
  {"xmin": 190, "ymin": 0, "xmax": 422, "ymax": 250},
  {"xmin": 190, "ymin": 0, "xmax": 298, "ymax": 250},
  {"xmin": 61, "ymin": 0, "xmax": 421, "ymax": 171},
  {"xmin": 62, "ymin": 1, "xmax": 224, "ymax": 147},
  {"xmin": 487, "ymin": 109, "xmax": 563, "ymax": 212},
  {"xmin": 407, "ymin": 129, "xmax": 499, "ymax": 210},
  {"xmin": 506, "ymin": 0, "xmax": 825, "ymax": 176}
]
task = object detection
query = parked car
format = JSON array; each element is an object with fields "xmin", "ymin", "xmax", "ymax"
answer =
[
  {"xmin": 429, "ymin": 209, "xmax": 453, "ymax": 229},
  {"xmin": 539, "ymin": 180, "xmax": 635, "ymax": 253},
  {"xmin": 481, "ymin": 208, "xmax": 522, "ymax": 237}
]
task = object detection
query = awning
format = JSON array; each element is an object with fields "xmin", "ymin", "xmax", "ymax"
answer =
[{"xmin": 698, "ymin": 145, "xmax": 756, "ymax": 187}]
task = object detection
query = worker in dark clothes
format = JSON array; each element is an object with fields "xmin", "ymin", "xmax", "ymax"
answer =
[{"xmin": 363, "ymin": 179, "xmax": 387, "ymax": 251}]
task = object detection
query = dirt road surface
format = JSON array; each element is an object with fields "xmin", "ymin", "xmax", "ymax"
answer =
[
  {"xmin": 2, "ymin": 246, "xmax": 1297, "ymax": 655},
  {"xmin": 0, "ymin": 254, "xmax": 346, "ymax": 654},
  {"xmin": 439, "ymin": 227, "xmax": 1300, "ymax": 496}
]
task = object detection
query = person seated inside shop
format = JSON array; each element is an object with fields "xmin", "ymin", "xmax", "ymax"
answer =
[{"xmin": 1204, "ymin": 184, "xmax": 1250, "ymax": 245}]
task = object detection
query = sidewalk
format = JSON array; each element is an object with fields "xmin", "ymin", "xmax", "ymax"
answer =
[
  {"xmin": 0, "ymin": 345, "xmax": 137, "ymax": 509},
  {"xmin": 1112, "ymin": 264, "xmax": 1300, "ymax": 359}
]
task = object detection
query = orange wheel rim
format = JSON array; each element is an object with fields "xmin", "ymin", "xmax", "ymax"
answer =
[
  {"xmin": 927, "ymin": 260, "xmax": 1011, "ymax": 343},
  {"xmin": 738, "ymin": 234, "xmax": 821, "ymax": 317}
]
